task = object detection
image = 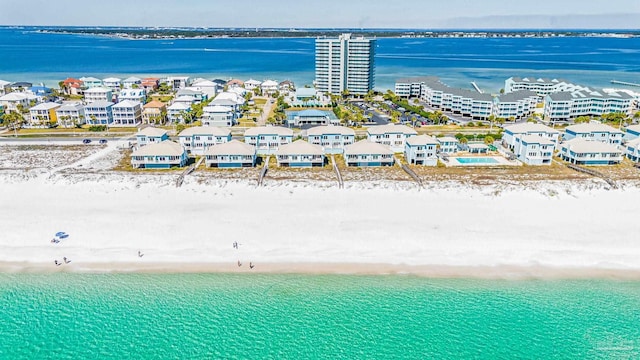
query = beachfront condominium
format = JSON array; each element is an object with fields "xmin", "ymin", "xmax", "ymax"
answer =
[{"xmin": 315, "ymin": 33, "xmax": 375, "ymax": 95}]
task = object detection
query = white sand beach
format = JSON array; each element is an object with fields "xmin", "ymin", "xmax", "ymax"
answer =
[{"xmin": 1, "ymin": 142, "xmax": 639, "ymax": 278}]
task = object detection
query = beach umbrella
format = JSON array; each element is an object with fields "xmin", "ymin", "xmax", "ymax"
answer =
[{"xmin": 55, "ymin": 232, "xmax": 69, "ymax": 239}]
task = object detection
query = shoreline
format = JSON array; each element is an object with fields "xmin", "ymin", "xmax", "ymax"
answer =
[{"xmin": 4, "ymin": 261, "xmax": 640, "ymax": 280}]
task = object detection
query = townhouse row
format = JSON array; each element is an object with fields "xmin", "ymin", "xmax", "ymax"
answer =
[{"xmin": 395, "ymin": 77, "xmax": 636, "ymax": 123}]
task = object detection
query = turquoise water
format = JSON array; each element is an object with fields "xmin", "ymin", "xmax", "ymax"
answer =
[
  {"xmin": 1, "ymin": 274, "xmax": 640, "ymax": 359},
  {"xmin": 455, "ymin": 157, "xmax": 499, "ymax": 164},
  {"xmin": 2, "ymin": 27, "xmax": 640, "ymax": 91}
]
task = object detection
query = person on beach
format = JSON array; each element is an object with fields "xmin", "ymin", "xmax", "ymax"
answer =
[
  {"xmin": 249, "ymin": 262, "xmax": 255, "ymax": 269},
  {"xmin": 237, "ymin": 260, "xmax": 242, "ymax": 267},
  {"xmin": 138, "ymin": 251, "xmax": 144, "ymax": 258},
  {"xmin": 63, "ymin": 257, "xmax": 71, "ymax": 264},
  {"xmin": 54, "ymin": 260, "xmax": 61, "ymax": 266},
  {"xmin": 233, "ymin": 241, "xmax": 238, "ymax": 249}
]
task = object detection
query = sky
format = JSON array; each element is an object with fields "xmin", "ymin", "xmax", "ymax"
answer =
[{"xmin": 1, "ymin": 0, "xmax": 640, "ymax": 29}]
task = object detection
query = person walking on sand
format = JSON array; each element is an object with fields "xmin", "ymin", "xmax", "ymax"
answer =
[
  {"xmin": 63, "ymin": 257, "xmax": 71, "ymax": 264},
  {"xmin": 138, "ymin": 251, "xmax": 144, "ymax": 258},
  {"xmin": 237, "ymin": 260, "xmax": 242, "ymax": 267},
  {"xmin": 54, "ymin": 260, "xmax": 61, "ymax": 266},
  {"xmin": 249, "ymin": 262, "xmax": 255, "ymax": 269}
]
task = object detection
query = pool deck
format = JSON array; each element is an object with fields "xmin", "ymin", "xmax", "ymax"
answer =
[{"xmin": 443, "ymin": 155, "xmax": 521, "ymax": 167}]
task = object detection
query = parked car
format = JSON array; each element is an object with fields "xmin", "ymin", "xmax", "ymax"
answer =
[
  {"xmin": 82, "ymin": 139, "xmax": 91, "ymax": 144},
  {"xmin": 99, "ymin": 139, "xmax": 108, "ymax": 144}
]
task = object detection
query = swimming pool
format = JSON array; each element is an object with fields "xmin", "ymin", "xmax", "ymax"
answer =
[{"xmin": 455, "ymin": 157, "xmax": 500, "ymax": 164}]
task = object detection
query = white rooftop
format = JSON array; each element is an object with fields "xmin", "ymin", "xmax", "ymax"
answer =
[
  {"xmin": 167, "ymin": 102, "xmax": 191, "ymax": 110},
  {"xmin": 563, "ymin": 138, "xmax": 622, "ymax": 153},
  {"xmin": 344, "ymin": 140, "xmax": 394, "ymax": 155},
  {"xmin": 406, "ymin": 135, "xmax": 439, "ymax": 146},
  {"xmin": 306, "ymin": 125, "xmax": 355, "ymax": 137},
  {"xmin": 136, "ymin": 127, "xmax": 167, "ymax": 137},
  {"xmin": 367, "ymin": 124, "xmax": 418, "ymax": 136},
  {"xmin": 113, "ymin": 100, "xmax": 141, "ymax": 108},
  {"xmin": 205, "ymin": 140, "xmax": 255, "ymax": 156},
  {"xmin": 178, "ymin": 126, "xmax": 231, "ymax": 137},
  {"xmin": 203, "ymin": 105, "xmax": 233, "ymax": 113},
  {"xmin": 504, "ymin": 123, "xmax": 559, "ymax": 134},
  {"xmin": 84, "ymin": 87, "xmax": 111, "ymax": 94},
  {"xmin": 244, "ymin": 126, "xmax": 293, "ymax": 137},
  {"xmin": 30, "ymin": 102, "xmax": 60, "ymax": 110},
  {"xmin": 276, "ymin": 140, "xmax": 324, "ymax": 156},
  {"xmin": 519, "ymin": 134, "xmax": 555, "ymax": 145},
  {"xmin": 565, "ymin": 123, "xmax": 623, "ymax": 134},
  {"xmin": 132, "ymin": 140, "xmax": 185, "ymax": 157}
]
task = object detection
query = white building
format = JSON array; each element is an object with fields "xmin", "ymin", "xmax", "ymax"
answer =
[
  {"xmin": 102, "ymin": 77, "xmax": 121, "ymax": 91},
  {"xmin": 504, "ymin": 77, "xmax": 574, "ymax": 96},
  {"xmin": 404, "ymin": 77, "xmax": 494, "ymax": 120},
  {"xmin": 315, "ymin": 33, "xmax": 375, "ymax": 95},
  {"xmin": 166, "ymin": 76, "xmax": 191, "ymax": 90},
  {"xmin": 437, "ymin": 136, "xmax": 459, "ymax": 154},
  {"xmin": 624, "ymin": 125, "xmax": 640, "ymax": 141},
  {"xmin": 559, "ymin": 138, "xmax": 623, "ymax": 165},
  {"xmin": 493, "ymin": 91, "xmax": 538, "ymax": 120},
  {"xmin": 84, "ymin": 87, "xmax": 113, "ymax": 103},
  {"xmin": 305, "ymin": 125, "xmax": 355, "ymax": 154},
  {"xmin": 0, "ymin": 92, "xmax": 35, "ymax": 113},
  {"xmin": 28, "ymin": 102, "xmax": 60, "ymax": 127},
  {"xmin": 131, "ymin": 140, "xmax": 188, "ymax": 169},
  {"xmin": 84, "ymin": 101, "xmax": 114, "ymax": 126},
  {"xmin": 502, "ymin": 123, "xmax": 560, "ymax": 149},
  {"xmin": 112, "ymin": 100, "xmax": 142, "ymax": 127},
  {"xmin": 244, "ymin": 126, "xmax": 294, "ymax": 155},
  {"xmin": 189, "ymin": 80, "xmax": 219, "ymax": 99},
  {"xmin": 394, "ymin": 77, "xmax": 431, "ymax": 98},
  {"xmin": 201, "ymin": 105, "xmax": 234, "ymax": 127},
  {"xmin": 276, "ymin": 140, "xmax": 325, "ymax": 167},
  {"xmin": 563, "ymin": 122, "xmax": 624, "ymax": 145},
  {"xmin": 625, "ymin": 138, "xmax": 640, "ymax": 162},
  {"xmin": 205, "ymin": 140, "xmax": 256, "ymax": 168},
  {"xmin": 544, "ymin": 89, "xmax": 634, "ymax": 123},
  {"xmin": 178, "ymin": 126, "xmax": 232, "ymax": 155},
  {"xmin": 366, "ymin": 124, "xmax": 417, "ymax": 152},
  {"xmin": 344, "ymin": 140, "xmax": 395, "ymax": 167},
  {"xmin": 135, "ymin": 127, "xmax": 169, "ymax": 147},
  {"xmin": 56, "ymin": 102, "xmax": 85, "ymax": 128},
  {"xmin": 167, "ymin": 102, "xmax": 191, "ymax": 123},
  {"xmin": 119, "ymin": 88, "xmax": 146, "ymax": 103},
  {"xmin": 513, "ymin": 135, "xmax": 555, "ymax": 165},
  {"xmin": 244, "ymin": 79, "xmax": 261, "ymax": 91},
  {"xmin": 404, "ymin": 135, "xmax": 439, "ymax": 166},
  {"xmin": 122, "ymin": 76, "xmax": 142, "ymax": 89},
  {"xmin": 261, "ymin": 80, "xmax": 279, "ymax": 94}
]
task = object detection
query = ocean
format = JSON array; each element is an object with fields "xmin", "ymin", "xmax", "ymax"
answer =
[
  {"xmin": 1, "ymin": 27, "xmax": 639, "ymax": 92},
  {"xmin": 1, "ymin": 273, "xmax": 640, "ymax": 359}
]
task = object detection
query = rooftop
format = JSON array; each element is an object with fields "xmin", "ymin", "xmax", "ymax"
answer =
[
  {"xmin": 367, "ymin": 124, "xmax": 418, "ymax": 136},
  {"xmin": 406, "ymin": 134, "xmax": 439, "ymax": 146},
  {"xmin": 179, "ymin": 126, "xmax": 231, "ymax": 137},
  {"xmin": 205, "ymin": 140, "xmax": 255, "ymax": 156},
  {"xmin": 562, "ymin": 138, "xmax": 622, "ymax": 153},
  {"xmin": 344, "ymin": 140, "xmax": 394, "ymax": 155},
  {"xmin": 565, "ymin": 123, "xmax": 624, "ymax": 134},
  {"xmin": 519, "ymin": 134, "xmax": 555, "ymax": 145},
  {"xmin": 132, "ymin": 140, "xmax": 184, "ymax": 157},
  {"xmin": 276, "ymin": 140, "xmax": 324, "ymax": 156},
  {"xmin": 244, "ymin": 126, "xmax": 293, "ymax": 137},
  {"xmin": 504, "ymin": 123, "xmax": 559, "ymax": 134},
  {"xmin": 306, "ymin": 125, "xmax": 355, "ymax": 136},
  {"xmin": 136, "ymin": 127, "xmax": 168, "ymax": 137}
]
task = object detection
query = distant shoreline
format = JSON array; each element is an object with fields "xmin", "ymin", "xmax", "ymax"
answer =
[{"xmin": 35, "ymin": 28, "xmax": 640, "ymax": 40}]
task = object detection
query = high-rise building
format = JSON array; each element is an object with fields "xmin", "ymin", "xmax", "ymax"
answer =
[{"xmin": 315, "ymin": 33, "xmax": 375, "ymax": 95}]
